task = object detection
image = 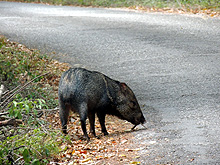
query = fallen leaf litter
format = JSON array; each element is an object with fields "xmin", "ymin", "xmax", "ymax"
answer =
[{"xmin": 48, "ymin": 112, "xmax": 142, "ymax": 164}]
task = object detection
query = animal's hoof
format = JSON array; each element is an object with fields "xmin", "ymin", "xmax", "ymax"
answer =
[
  {"xmin": 103, "ymin": 132, "xmax": 109, "ymax": 136},
  {"xmin": 131, "ymin": 125, "xmax": 137, "ymax": 130},
  {"xmin": 62, "ymin": 130, "xmax": 68, "ymax": 134}
]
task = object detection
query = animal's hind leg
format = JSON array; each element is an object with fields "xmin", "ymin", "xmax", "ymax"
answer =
[
  {"xmin": 79, "ymin": 103, "xmax": 90, "ymax": 141},
  {"xmin": 59, "ymin": 100, "xmax": 70, "ymax": 134}
]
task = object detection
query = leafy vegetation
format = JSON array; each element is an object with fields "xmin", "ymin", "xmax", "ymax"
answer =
[
  {"xmin": 0, "ymin": 36, "xmax": 70, "ymax": 164},
  {"xmin": 0, "ymin": 36, "xmax": 144, "ymax": 164}
]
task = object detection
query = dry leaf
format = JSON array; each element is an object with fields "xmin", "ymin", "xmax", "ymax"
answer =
[
  {"xmin": 121, "ymin": 139, "xmax": 128, "ymax": 144},
  {"xmin": 81, "ymin": 158, "xmax": 92, "ymax": 163},
  {"xmin": 130, "ymin": 161, "xmax": 141, "ymax": 164},
  {"xmin": 66, "ymin": 154, "xmax": 71, "ymax": 158},
  {"xmin": 79, "ymin": 150, "xmax": 87, "ymax": 154},
  {"xmin": 60, "ymin": 144, "xmax": 67, "ymax": 151}
]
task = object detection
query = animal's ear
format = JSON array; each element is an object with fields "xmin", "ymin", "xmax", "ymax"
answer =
[{"xmin": 120, "ymin": 83, "xmax": 128, "ymax": 93}]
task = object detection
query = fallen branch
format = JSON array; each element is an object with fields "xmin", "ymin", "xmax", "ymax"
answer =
[
  {"xmin": 0, "ymin": 72, "xmax": 50, "ymax": 110},
  {"xmin": 0, "ymin": 115, "xmax": 11, "ymax": 121},
  {"xmin": 0, "ymin": 112, "xmax": 9, "ymax": 116},
  {"xmin": 1, "ymin": 85, "xmax": 21, "ymax": 100},
  {"xmin": 0, "ymin": 118, "xmax": 23, "ymax": 127},
  {"xmin": 11, "ymin": 145, "xmax": 26, "ymax": 151},
  {"xmin": 2, "ymin": 72, "xmax": 28, "ymax": 100},
  {"xmin": 36, "ymin": 107, "xmax": 59, "ymax": 112},
  {"xmin": 13, "ymin": 157, "xmax": 23, "ymax": 164}
]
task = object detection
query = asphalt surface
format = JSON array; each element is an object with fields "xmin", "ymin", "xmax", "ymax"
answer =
[{"xmin": 0, "ymin": 1, "xmax": 220, "ymax": 164}]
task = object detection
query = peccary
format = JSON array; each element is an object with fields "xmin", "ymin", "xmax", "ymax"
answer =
[{"xmin": 58, "ymin": 68, "xmax": 145, "ymax": 141}]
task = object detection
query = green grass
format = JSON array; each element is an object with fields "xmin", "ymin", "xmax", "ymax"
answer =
[{"xmin": 8, "ymin": 0, "xmax": 220, "ymax": 12}]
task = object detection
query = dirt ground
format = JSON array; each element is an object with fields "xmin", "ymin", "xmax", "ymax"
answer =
[{"xmin": 48, "ymin": 111, "xmax": 142, "ymax": 164}]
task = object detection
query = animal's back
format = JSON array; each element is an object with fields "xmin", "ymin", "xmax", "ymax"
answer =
[{"xmin": 58, "ymin": 68, "xmax": 106, "ymax": 105}]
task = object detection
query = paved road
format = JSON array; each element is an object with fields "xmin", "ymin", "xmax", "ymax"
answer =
[{"xmin": 1, "ymin": 1, "xmax": 220, "ymax": 164}]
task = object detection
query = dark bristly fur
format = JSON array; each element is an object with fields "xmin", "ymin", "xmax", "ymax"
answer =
[{"xmin": 58, "ymin": 68, "xmax": 145, "ymax": 141}]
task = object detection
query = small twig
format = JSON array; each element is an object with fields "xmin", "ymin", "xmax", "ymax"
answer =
[
  {"xmin": 0, "ymin": 118, "xmax": 23, "ymax": 127},
  {"xmin": 13, "ymin": 156, "xmax": 23, "ymax": 164},
  {"xmin": 35, "ymin": 107, "xmax": 59, "ymax": 112},
  {"xmin": 22, "ymin": 107, "xmax": 58, "ymax": 118},
  {"xmin": 37, "ymin": 120, "xmax": 48, "ymax": 133},
  {"xmin": 29, "ymin": 145, "xmax": 42, "ymax": 157},
  {"xmin": 2, "ymin": 90, "xmax": 9, "ymax": 97},
  {"xmin": 11, "ymin": 145, "xmax": 26, "ymax": 151},
  {"xmin": 141, "ymin": 124, "xmax": 147, "ymax": 129},
  {"xmin": 0, "ymin": 115, "xmax": 11, "ymax": 121},
  {"xmin": 0, "ymin": 112, "xmax": 9, "ymax": 116}
]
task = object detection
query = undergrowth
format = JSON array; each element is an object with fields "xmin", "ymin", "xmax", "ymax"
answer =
[{"xmin": 0, "ymin": 36, "xmax": 70, "ymax": 164}]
